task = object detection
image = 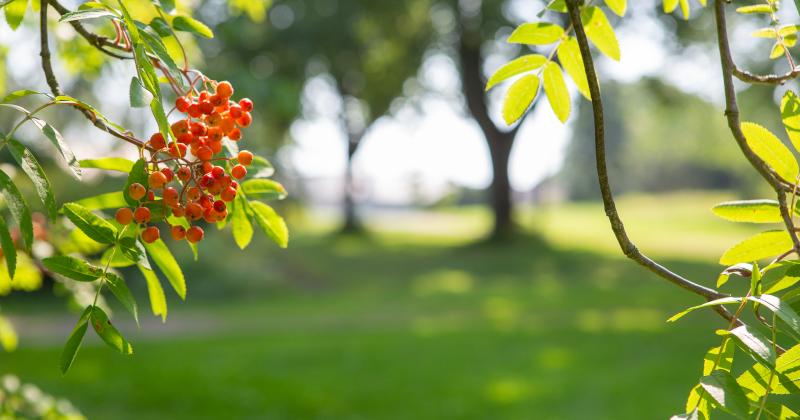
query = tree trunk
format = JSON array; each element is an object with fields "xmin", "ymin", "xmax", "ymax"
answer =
[
  {"xmin": 458, "ymin": 24, "xmax": 519, "ymax": 240},
  {"xmin": 341, "ymin": 136, "xmax": 361, "ymax": 233}
]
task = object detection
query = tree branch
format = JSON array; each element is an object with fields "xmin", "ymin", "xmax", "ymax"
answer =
[
  {"xmin": 39, "ymin": 0, "xmax": 149, "ymax": 150},
  {"xmin": 47, "ymin": 0, "xmax": 131, "ymax": 60},
  {"xmin": 733, "ymin": 67, "xmax": 800, "ymax": 85},
  {"xmin": 713, "ymin": 0, "xmax": 800, "ymax": 255},
  {"xmin": 563, "ymin": 0, "xmax": 735, "ymax": 320}
]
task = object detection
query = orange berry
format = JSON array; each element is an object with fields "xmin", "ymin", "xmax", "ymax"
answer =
[
  {"xmin": 209, "ymin": 140, "xmax": 223, "ymax": 154},
  {"xmin": 197, "ymin": 146, "xmax": 213, "ymax": 161},
  {"xmin": 236, "ymin": 112, "xmax": 252, "ymax": 127},
  {"xmin": 171, "ymin": 120, "xmax": 190, "ymax": 136},
  {"xmin": 209, "ymin": 94, "xmax": 225, "ymax": 107},
  {"xmin": 186, "ymin": 226, "xmax": 204, "ymax": 243},
  {"xmin": 238, "ymin": 151, "xmax": 253, "ymax": 166},
  {"xmin": 207, "ymin": 127, "xmax": 223, "ymax": 142},
  {"xmin": 228, "ymin": 128, "xmax": 242, "ymax": 141},
  {"xmin": 133, "ymin": 207, "xmax": 151, "ymax": 224},
  {"xmin": 147, "ymin": 191, "xmax": 156, "ymax": 201},
  {"xmin": 187, "ymin": 187, "xmax": 202, "ymax": 201},
  {"xmin": 128, "ymin": 183, "xmax": 147, "ymax": 201},
  {"xmin": 219, "ymin": 117, "xmax": 236, "ymax": 134},
  {"xmin": 176, "ymin": 96, "xmax": 191, "ymax": 113},
  {"xmin": 221, "ymin": 186, "xmax": 237, "ymax": 202},
  {"xmin": 169, "ymin": 143, "xmax": 187, "ymax": 158},
  {"xmin": 216, "ymin": 81, "xmax": 233, "ymax": 98},
  {"xmin": 163, "ymin": 187, "xmax": 180, "ymax": 207},
  {"xmin": 229, "ymin": 104, "xmax": 243, "ymax": 119},
  {"xmin": 141, "ymin": 226, "xmax": 160, "ymax": 243},
  {"xmin": 199, "ymin": 101, "xmax": 214, "ymax": 115},
  {"xmin": 188, "ymin": 103, "xmax": 202, "ymax": 118},
  {"xmin": 149, "ymin": 133, "xmax": 166, "ymax": 149},
  {"xmin": 172, "ymin": 206, "xmax": 186, "ymax": 217},
  {"xmin": 185, "ymin": 202, "xmax": 203, "ymax": 220},
  {"xmin": 177, "ymin": 166, "xmax": 192, "ymax": 181},
  {"xmin": 115, "ymin": 208, "xmax": 134, "ymax": 225},
  {"xmin": 231, "ymin": 164, "xmax": 247, "ymax": 179},
  {"xmin": 170, "ymin": 225, "xmax": 186, "ymax": 241},
  {"xmin": 148, "ymin": 171, "xmax": 168, "ymax": 189}
]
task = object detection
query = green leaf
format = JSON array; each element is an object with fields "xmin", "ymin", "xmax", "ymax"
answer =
[
  {"xmin": 719, "ymin": 230, "xmax": 793, "ymax": 265},
  {"xmin": 543, "ymin": 62, "xmax": 570, "ymax": 123},
  {"xmin": 753, "ymin": 28, "xmax": 778, "ymax": 39},
  {"xmin": 712, "ymin": 200, "xmax": 782, "ymax": 223},
  {"xmin": 604, "ymin": 0, "xmax": 626, "ymax": 17},
  {"xmin": 143, "ymin": 239, "xmax": 186, "ymax": 299},
  {"xmin": 123, "ymin": 159, "xmax": 148, "ymax": 207},
  {"xmin": 0, "ymin": 217, "xmax": 16, "ymax": 280},
  {"xmin": 502, "ymin": 74, "xmax": 540, "ymax": 125},
  {"xmin": 507, "ymin": 22, "xmax": 564, "ymax": 45},
  {"xmin": 581, "ymin": 6, "xmax": 620, "ymax": 61},
  {"xmin": 149, "ymin": 16, "xmax": 172, "ymax": 37},
  {"xmin": 557, "ymin": 37, "xmax": 591, "ymax": 100},
  {"xmin": 138, "ymin": 265, "xmax": 167, "ymax": 322},
  {"xmin": 748, "ymin": 294, "xmax": 800, "ymax": 336},
  {"xmin": 53, "ymin": 96, "xmax": 127, "ymax": 133},
  {"xmin": 4, "ymin": 0, "xmax": 26, "ymax": 30},
  {"xmin": 75, "ymin": 191, "xmax": 127, "ymax": 211},
  {"xmin": 89, "ymin": 305, "xmax": 133, "ymax": 355},
  {"xmin": 114, "ymin": 0, "xmax": 140, "ymax": 44},
  {"xmin": 172, "ymin": 15, "xmax": 213, "ymax": 38},
  {"xmin": 742, "ymin": 122, "xmax": 799, "ymax": 183},
  {"xmin": 58, "ymin": 8, "xmax": 115, "ymax": 22},
  {"xmin": 0, "ymin": 168, "xmax": 32, "ymax": 251},
  {"xmin": 722, "ymin": 324, "xmax": 776, "ymax": 368},
  {"xmin": 703, "ymin": 339, "xmax": 735, "ymax": 375},
  {"xmin": 232, "ymin": 192, "xmax": 253, "ymax": 250},
  {"xmin": 738, "ymin": 343, "xmax": 800, "ymax": 396},
  {"xmin": 699, "ymin": 370, "xmax": 749, "ymax": 418},
  {"xmin": 717, "ymin": 263, "xmax": 754, "ymax": 288},
  {"xmin": 781, "ymin": 90, "xmax": 800, "ymax": 153},
  {"xmin": 1, "ymin": 89, "xmax": 48, "ymax": 102},
  {"xmin": 667, "ymin": 296, "xmax": 743, "ymax": 322},
  {"xmin": 664, "ymin": 0, "xmax": 679, "ymax": 13},
  {"xmin": 241, "ymin": 179, "xmax": 287, "ymax": 200},
  {"xmin": 485, "ymin": 54, "xmax": 547, "ymax": 92},
  {"xmin": 0, "ymin": 315, "xmax": 17, "ymax": 352},
  {"xmin": 117, "ymin": 237, "xmax": 150, "ymax": 270},
  {"xmin": 59, "ymin": 306, "xmax": 91, "ymax": 374},
  {"xmin": 136, "ymin": 26, "xmax": 188, "ymax": 92},
  {"xmin": 249, "ymin": 201, "xmax": 289, "ymax": 248},
  {"xmin": 42, "ymin": 256, "xmax": 103, "ymax": 282},
  {"xmin": 684, "ymin": 387, "xmax": 709, "ymax": 420},
  {"xmin": 30, "ymin": 117, "xmax": 81, "ymax": 179},
  {"xmin": 104, "ymin": 272, "xmax": 138, "ymax": 325},
  {"xmin": 79, "ymin": 157, "xmax": 135, "ymax": 173},
  {"xmin": 62, "ymin": 202, "xmax": 117, "ymax": 244},
  {"xmin": 770, "ymin": 43, "xmax": 786, "ymax": 60},
  {"xmin": 129, "ymin": 77, "xmax": 153, "ymax": 108},
  {"xmin": 8, "ymin": 139, "xmax": 56, "ymax": 221}
]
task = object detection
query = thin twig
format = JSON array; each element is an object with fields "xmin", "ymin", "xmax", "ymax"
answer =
[{"xmin": 563, "ymin": 1, "xmax": 734, "ymax": 320}]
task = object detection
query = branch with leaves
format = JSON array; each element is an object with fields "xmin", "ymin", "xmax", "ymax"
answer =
[{"xmin": 0, "ymin": 0, "xmax": 288, "ymax": 384}]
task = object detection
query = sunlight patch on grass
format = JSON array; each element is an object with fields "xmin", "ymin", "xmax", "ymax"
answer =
[
  {"xmin": 575, "ymin": 308, "xmax": 665, "ymax": 333},
  {"xmin": 413, "ymin": 270, "xmax": 475, "ymax": 297},
  {"xmin": 484, "ymin": 378, "xmax": 533, "ymax": 405}
]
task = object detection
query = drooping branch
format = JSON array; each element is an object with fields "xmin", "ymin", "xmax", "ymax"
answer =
[
  {"xmin": 39, "ymin": 0, "xmax": 149, "ymax": 150},
  {"xmin": 733, "ymin": 67, "xmax": 800, "ymax": 85},
  {"xmin": 713, "ymin": 0, "xmax": 800, "ymax": 255},
  {"xmin": 563, "ymin": 0, "xmax": 738, "ymax": 325},
  {"xmin": 47, "ymin": 0, "xmax": 130, "ymax": 60}
]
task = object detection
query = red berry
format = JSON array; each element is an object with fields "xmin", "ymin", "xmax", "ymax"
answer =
[
  {"xmin": 239, "ymin": 98, "xmax": 253, "ymax": 112},
  {"xmin": 176, "ymin": 96, "xmax": 191, "ymax": 113},
  {"xmin": 229, "ymin": 104, "xmax": 243, "ymax": 119},
  {"xmin": 221, "ymin": 186, "xmax": 237, "ymax": 202},
  {"xmin": 190, "ymin": 121, "xmax": 207, "ymax": 136},
  {"xmin": 186, "ymin": 226, "xmax": 204, "ymax": 243},
  {"xmin": 199, "ymin": 101, "xmax": 214, "ymax": 115},
  {"xmin": 213, "ymin": 200, "xmax": 227, "ymax": 213},
  {"xmin": 147, "ymin": 191, "xmax": 156, "ymax": 201},
  {"xmin": 216, "ymin": 81, "xmax": 233, "ymax": 98},
  {"xmin": 211, "ymin": 166, "xmax": 225, "ymax": 179},
  {"xmin": 163, "ymin": 187, "xmax": 179, "ymax": 207},
  {"xmin": 161, "ymin": 168, "xmax": 174, "ymax": 182},
  {"xmin": 148, "ymin": 171, "xmax": 168, "ymax": 189},
  {"xmin": 115, "ymin": 208, "xmax": 134, "ymax": 225},
  {"xmin": 187, "ymin": 187, "xmax": 202, "ymax": 201},
  {"xmin": 231, "ymin": 164, "xmax": 247, "ymax": 179},
  {"xmin": 238, "ymin": 150, "xmax": 253, "ymax": 166},
  {"xmin": 172, "ymin": 206, "xmax": 186, "ymax": 217},
  {"xmin": 228, "ymin": 128, "xmax": 242, "ymax": 141},
  {"xmin": 236, "ymin": 112, "xmax": 252, "ymax": 127},
  {"xmin": 149, "ymin": 133, "xmax": 166, "ymax": 149},
  {"xmin": 170, "ymin": 225, "xmax": 186, "ymax": 241},
  {"xmin": 200, "ymin": 173, "xmax": 215, "ymax": 188},
  {"xmin": 177, "ymin": 166, "xmax": 192, "ymax": 181},
  {"xmin": 207, "ymin": 127, "xmax": 223, "ymax": 142},
  {"xmin": 199, "ymin": 194, "xmax": 214, "ymax": 209},
  {"xmin": 169, "ymin": 143, "xmax": 187, "ymax": 158},
  {"xmin": 134, "ymin": 207, "xmax": 151, "ymax": 224},
  {"xmin": 178, "ymin": 132, "xmax": 194, "ymax": 144},
  {"xmin": 171, "ymin": 120, "xmax": 190, "ymax": 136},
  {"xmin": 186, "ymin": 202, "xmax": 203, "ymax": 220},
  {"xmin": 141, "ymin": 226, "xmax": 160, "ymax": 243},
  {"xmin": 129, "ymin": 183, "xmax": 146, "ymax": 201},
  {"xmin": 188, "ymin": 103, "xmax": 202, "ymax": 118}
]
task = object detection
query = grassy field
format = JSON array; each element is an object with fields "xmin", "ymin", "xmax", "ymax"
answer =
[{"xmin": 0, "ymin": 192, "xmax": 771, "ymax": 419}]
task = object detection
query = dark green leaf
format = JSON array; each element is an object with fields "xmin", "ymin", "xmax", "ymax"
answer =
[
  {"xmin": 62, "ymin": 202, "xmax": 117, "ymax": 244},
  {"xmin": 129, "ymin": 76, "xmax": 153, "ymax": 108},
  {"xmin": 123, "ymin": 159, "xmax": 148, "ymax": 207},
  {"xmin": 149, "ymin": 16, "xmax": 171, "ymax": 36},
  {"xmin": 723, "ymin": 324, "xmax": 776, "ymax": 368},
  {"xmin": 118, "ymin": 237, "xmax": 150, "ymax": 269},
  {"xmin": 89, "ymin": 306, "xmax": 133, "ymax": 354},
  {"xmin": 0, "ymin": 168, "xmax": 32, "ymax": 251},
  {"xmin": 42, "ymin": 256, "xmax": 103, "ymax": 282},
  {"xmin": 699, "ymin": 370, "xmax": 749, "ymax": 418},
  {"xmin": 1, "ymin": 89, "xmax": 48, "ymax": 102},
  {"xmin": 0, "ymin": 217, "xmax": 16, "ymax": 280},
  {"xmin": 30, "ymin": 117, "xmax": 81, "ymax": 179},
  {"xmin": 59, "ymin": 306, "xmax": 91, "ymax": 374},
  {"xmin": 8, "ymin": 139, "xmax": 57, "ymax": 221},
  {"xmin": 104, "ymin": 272, "xmax": 138, "ymax": 325}
]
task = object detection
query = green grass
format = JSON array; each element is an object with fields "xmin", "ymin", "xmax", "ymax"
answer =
[{"xmin": 0, "ymin": 191, "xmax": 775, "ymax": 419}]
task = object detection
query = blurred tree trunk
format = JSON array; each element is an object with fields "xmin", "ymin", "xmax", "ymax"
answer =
[
  {"xmin": 342, "ymin": 130, "xmax": 363, "ymax": 233},
  {"xmin": 458, "ymin": 23, "xmax": 520, "ymax": 241}
]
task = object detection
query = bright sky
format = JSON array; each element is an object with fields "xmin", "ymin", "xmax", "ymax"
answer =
[{"xmin": 0, "ymin": 0, "xmax": 777, "ymax": 205}]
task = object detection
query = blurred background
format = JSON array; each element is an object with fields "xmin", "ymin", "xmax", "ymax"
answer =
[{"xmin": 0, "ymin": 0, "xmax": 796, "ymax": 418}]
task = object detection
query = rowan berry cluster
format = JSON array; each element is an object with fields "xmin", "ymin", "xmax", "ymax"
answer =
[{"xmin": 113, "ymin": 80, "xmax": 256, "ymax": 245}]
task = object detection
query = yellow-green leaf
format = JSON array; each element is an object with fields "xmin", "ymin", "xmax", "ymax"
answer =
[
  {"xmin": 231, "ymin": 193, "xmax": 253, "ymax": 250},
  {"xmin": 664, "ymin": 0, "xmax": 679, "ymax": 13},
  {"xmin": 736, "ymin": 5, "xmax": 774, "ymax": 14},
  {"xmin": 770, "ymin": 43, "xmax": 786, "ymax": 60},
  {"xmin": 741, "ymin": 122, "xmax": 799, "ymax": 183},
  {"xmin": 604, "ymin": 0, "xmax": 626, "ymax": 17},
  {"xmin": 781, "ymin": 90, "xmax": 800, "ymax": 153},
  {"xmin": 4, "ymin": 0, "xmax": 27, "ymax": 30},
  {"xmin": 557, "ymin": 37, "xmax": 592, "ymax": 100},
  {"xmin": 143, "ymin": 239, "xmax": 186, "ymax": 300},
  {"xmin": 249, "ymin": 201, "xmax": 289, "ymax": 248},
  {"xmin": 138, "ymin": 265, "xmax": 166, "ymax": 323},
  {"xmin": 507, "ymin": 22, "xmax": 564, "ymax": 45},
  {"xmin": 485, "ymin": 54, "xmax": 547, "ymax": 91},
  {"xmin": 719, "ymin": 230, "xmax": 793, "ymax": 265},
  {"xmin": 752, "ymin": 28, "xmax": 778, "ymax": 38},
  {"xmin": 501, "ymin": 74, "xmax": 540, "ymax": 125},
  {"xmin": 711, "ymin": 200, "xmax": 783, "ymax": 223},
  {"xmin": 581, "ymin": 7, "xmax": 620, "ymax": 61},
  {"xmin": 543, "ymin": 62, "xmax": 570, "ymax": 123}
]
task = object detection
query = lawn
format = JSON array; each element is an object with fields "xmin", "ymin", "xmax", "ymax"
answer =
[{"xmin": 0, "ymin": 191, "xmax": 773, "ymax": 419}]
